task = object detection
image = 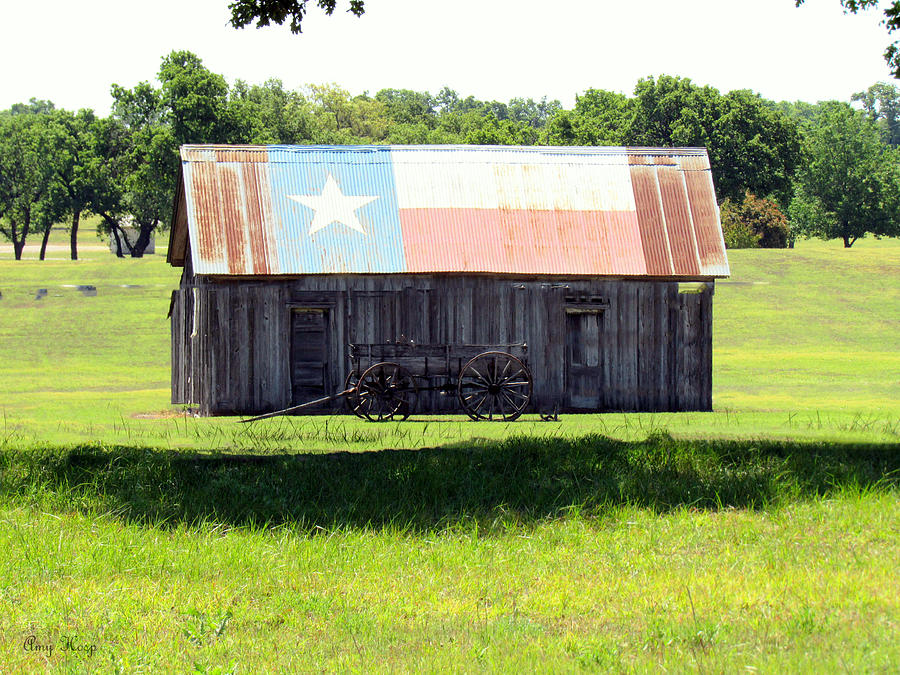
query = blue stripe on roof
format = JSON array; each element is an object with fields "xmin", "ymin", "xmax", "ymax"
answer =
[{"xmin": 267, "ymin": 147, "xmax": 407, "ymax": 274}]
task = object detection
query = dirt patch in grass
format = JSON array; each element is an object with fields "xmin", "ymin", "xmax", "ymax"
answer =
[{"xmin": 131, "ymin": 409, "xmax": 192, "ymax": 420}]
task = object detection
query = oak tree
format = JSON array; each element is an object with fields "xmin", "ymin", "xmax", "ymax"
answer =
[
  {"xmin": 790, "ymin": 102, "xmax": 900, "ymax": 247},
  {"xmin": 0, "ymin": 113, "xmax": 57, "ymax": 260}
]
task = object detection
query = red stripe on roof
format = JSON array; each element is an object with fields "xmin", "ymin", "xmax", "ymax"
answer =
[
  {"xmin": 658, "ymin": 166, "xmax": 700, "ymax": 276},
  {"xmin": 630, "ymin": 164, "xmax": 673, "ymax": 276},
  {"xmin": 400, "ymin": 208, "xmax": 642, "ymax": 274}
]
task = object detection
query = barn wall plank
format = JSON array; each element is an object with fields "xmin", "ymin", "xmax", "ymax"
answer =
[{"xmin": 700, "ymin": 284, "xmax": 713, "ymax": 410}]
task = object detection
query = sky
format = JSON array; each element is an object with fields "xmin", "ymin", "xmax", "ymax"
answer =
[{"xmin": 0, "ymin": 0, "xmax": 895, "ymax": 114}]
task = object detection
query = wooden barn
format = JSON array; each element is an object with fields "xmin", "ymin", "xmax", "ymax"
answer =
[{"xmin": 167, "ymin": 144, "xmax": 729, "ymax": 418}]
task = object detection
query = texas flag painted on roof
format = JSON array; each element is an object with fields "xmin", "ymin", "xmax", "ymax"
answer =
[{"xmin": 168, "ymin": 145, "xmax": 729, "ymax": 278}]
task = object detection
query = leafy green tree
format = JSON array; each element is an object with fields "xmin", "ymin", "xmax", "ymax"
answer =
[
  {"xmin": 460, "ymin": 113, "xmax": 538, "ymax": 145},
  {"xmin": 158, "ymin": 50, "xmax": 231, "ymax": 147},
  {"xmin": 711, "ymin": 89, "xmax": 804, "ymax": 207},
  {"xmin": 375, "ymin": 89, "xmax": 436, "ymax": 127},
  {"xmin": 44, "ymin": 109, "xmax": 109, "ymax": 260},
  {"xmin": 101, "ymin": 51, "xmax": 235, "ymax": 256},
  {"xmin": 789, "ymin": 102, "xmax": 900, "ymax": 247},
  {"xmin": 121, "ymin": 124, "xmax": 178, "ymax": 256},
  {"xmin": 0, "ymin": 112, "xmax": 56, "ymax": 260},
  {"xmin": 541, "ymin": 89, "xmax": 628, "ymax": 145},
  {"xmin": 622, "ymin": 76, "xmax": 803, "ymax": 206},
  {"xmin": 228, "ymin": 78, "xmax": 316, "ymax": 144},
  {"xmin": 767, "ymin": 99, "xmax": 825, "ymax": 127},
  {"xmin": 8, "ymin": 98, "xmax": 56, "ymax": 116},
  {"xmin": 384, "ymin": 121, "xmax": 438, "ymax": 144},
  {"xmin": 97, "ymin": 105, "xmax": 176, "ymax": 257},
  {"xmin": 624, "ymin": 75, "xmax": 719, "ymax": 147},
  {"xmin": 85, "ymin": 117, "xmax": 133, "ymax": 256},
  {"xmin": 33, "ymin": 182, "xmax": 69, "ymax": 261},
  {"xmin": 852, "ymin": 82, "xmax": 900, "ymax": 146},
  {"xmin": 229, "ymin": 0, "xmax": 364, "ymax": 33},
  {"xmin": 507, "ymin": 97, "xmax": 563, "ymax": 129},
  {"xmin": 305, "ymin": 84, "xmax": 388, "ymax": 142}
]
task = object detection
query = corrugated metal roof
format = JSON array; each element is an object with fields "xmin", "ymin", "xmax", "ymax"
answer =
[{"xmin": 170, "ymin": 144, "xmax": 729, "ymax": 278}]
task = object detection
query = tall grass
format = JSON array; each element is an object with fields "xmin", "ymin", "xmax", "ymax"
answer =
[{"xmin": 3, "ymin": 434, "xmax": 897, "ymax": 531}]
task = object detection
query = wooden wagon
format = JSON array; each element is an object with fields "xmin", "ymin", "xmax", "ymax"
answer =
[
  {"xmin": 243, "ymin": 342, "xmax": 534, "ymax": 423},
  {"xmin": 345, "ymin": 342, "xmax": 532, "ymax": 422}
]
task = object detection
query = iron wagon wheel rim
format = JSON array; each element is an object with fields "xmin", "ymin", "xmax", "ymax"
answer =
[
  {"xmin": 357, "ymin": 362, "xmax": 418, "ymax": 422},
  {"xmin": 344, "ymin": 369, "xmax": 366, "ymax": 419},
  {"xmin": 457, "ymin": 351, "xmax": 532, "ymax": 421}
]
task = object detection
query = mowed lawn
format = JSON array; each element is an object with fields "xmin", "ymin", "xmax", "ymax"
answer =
[{"xmin": 0, "ymin": 232, "xmax": 898, "ymax": 672}]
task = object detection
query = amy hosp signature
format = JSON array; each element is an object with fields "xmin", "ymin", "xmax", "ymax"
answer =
[{"xmin": 23, "ymin": 634, "xmax": 97, "ymax": 658}]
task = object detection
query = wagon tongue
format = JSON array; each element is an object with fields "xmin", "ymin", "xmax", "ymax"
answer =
[{"xmin": 237, "ymin": 387, "xmax": 356, "ymax": 423}]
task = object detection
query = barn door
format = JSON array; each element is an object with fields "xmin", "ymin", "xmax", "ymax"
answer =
[
  {"xmin": 291, "ymin": 308, "xmax": 329, "ymax": 408},
  {"xmin": 565, "ymin": 310, "xmax": 602, "ymax": 409}
]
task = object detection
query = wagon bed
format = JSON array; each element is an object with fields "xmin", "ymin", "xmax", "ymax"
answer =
[{"xmin": 241, "ymin": 342, "xmax": 534, "ymax": 423}]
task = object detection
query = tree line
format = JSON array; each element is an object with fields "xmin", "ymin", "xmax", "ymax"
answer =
[{"xmin": 1, "ymin": 50, "xmax": 899, "ymax": 259}]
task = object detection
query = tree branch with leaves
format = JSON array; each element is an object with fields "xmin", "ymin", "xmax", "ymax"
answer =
[{"xmin": 229, "ymin": 0, "xmax": 365, "ymax": 33}]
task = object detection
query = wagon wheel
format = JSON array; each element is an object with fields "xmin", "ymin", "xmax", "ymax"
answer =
[
  {"xmin": 356, "ymin": 362, "xmax": 417, "ymax": 422},
  {"xmin": 457, "ymin": 351, "xmax": 532, "ymax": 421},
  {"xmin": 344, "ymin": 369, "xmax": 366, "ymax": 419}
]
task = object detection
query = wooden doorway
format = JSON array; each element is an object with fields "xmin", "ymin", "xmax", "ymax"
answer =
[
  {"xmin": 290, "ymin": 308, "xmax": 329, "ymax": 408},
  {"xmin": 565, "ymin": 309, "xmax": 602, "ymax": 409}
]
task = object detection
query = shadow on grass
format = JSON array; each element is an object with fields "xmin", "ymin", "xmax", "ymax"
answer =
[{"xmin": 3, "ymin": 434, "xmax": 898, "ymax": 531}]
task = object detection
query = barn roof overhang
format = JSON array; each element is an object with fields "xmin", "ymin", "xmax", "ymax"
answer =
[{"xmin": 168, "ymin": 144, "xmax": 730, "ymax": 279}]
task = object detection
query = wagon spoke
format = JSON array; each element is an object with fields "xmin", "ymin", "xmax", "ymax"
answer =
[
  {"xmin": 461, "ymin": 380, "xmax": 490, "ymax": 392},
  {"xmin": 501, "ymin": 390, "xmax": 521, "ymax": 413},
  {"xmin": 498, "ymin": 368, "xmax": 526, "ymax": 385},
  {"xmin": 469, "ymin": 365, "xmax": 491, "ymax": 387},
  {"xmin": 473, "ymin": 392, "xmax": 490, "ymax": 416},
  {"xmin": 504, "ymin": 389, "xmax": 530, "ymax": 401},
  {"xmin": 500, "ymin": 358, "xmax": 512, "ymax": 381},
  {"xmin": 360, "ymin": 393, "xmax": 375, "ymax": 417},
  {"xmin": 497, "ymin": 391, "xmax": 510, "ymax": 417}
]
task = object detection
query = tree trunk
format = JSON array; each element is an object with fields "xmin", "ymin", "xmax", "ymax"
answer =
[
  {"xmin": 98, "ymin": 213, "xmax": 132, "ymax": 258},
  {"xmin": 130, "ymin": 223, "xmax": 156, "ymax": 258},
  {"xmin": 70, "ymin": 210, "xmax": 81, "ymax": 260},
  {"xmin": 39, "ymin": 226, "xmax": 52, "ymax": 261},
  {"xmin": 842, "ymin": 234, "xmax": 858, "ymax": 248},
  {"xmin": 10, "ymin": 213, "xmax": 30, "ymax": 261},
  {"xmin": 110, "ymin": 225, "xmax": 125, "ymax": 258},
  {"xmin": 9, "ymin": 217, "xmax": 22, "ymax": 260}
]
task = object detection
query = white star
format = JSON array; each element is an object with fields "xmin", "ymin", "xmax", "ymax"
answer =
[{"xmin": 287, "ymin": 173, "xmax": 379, "ymax": 235}]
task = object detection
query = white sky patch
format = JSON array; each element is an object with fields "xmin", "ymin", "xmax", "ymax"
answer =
[{"xmin": 0, "ymin": 0, "xmax": 894, "ymax": 114}]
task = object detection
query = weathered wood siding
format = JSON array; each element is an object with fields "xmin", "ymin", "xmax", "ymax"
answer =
[{"xmin": 170, "ymin": 274, "xmax": 714, "ymax": 415}]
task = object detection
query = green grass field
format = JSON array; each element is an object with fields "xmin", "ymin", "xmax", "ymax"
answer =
[{"xmin": 0, "ymin": 230, "xmax": 897, "ymax": 672}]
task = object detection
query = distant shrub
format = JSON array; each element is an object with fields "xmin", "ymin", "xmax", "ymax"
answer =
[
  {"xmin": 721, "ymin": 205, "xmax": 761, "ymax": 249},
  {"xmin": 720, "ymin": 192, "xmax": 790, "ymax": 249}
]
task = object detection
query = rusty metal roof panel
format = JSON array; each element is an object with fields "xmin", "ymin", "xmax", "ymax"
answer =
[{"xmin": 175, "ymin": 144, "xmax": 729, "ymax": 277}]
